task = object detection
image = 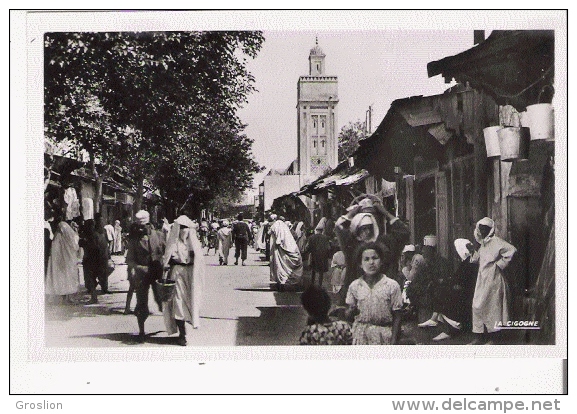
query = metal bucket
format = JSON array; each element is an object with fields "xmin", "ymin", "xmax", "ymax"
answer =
[
  {"xmin": 519, "ymin": 111, "xmax": 530, "ymax": 127},
  {"xmin": 526, "ymin": 103, "xmax": 554, "ymax": 141},
  {"xmin": 498, "ymin": 127, "xmax": 530, "ymax": 162},
  {"xmin": 483, "ymin": 126, "xmax": 502, "ymax": 157},
  {"xmin": 423, "ymin": 235, "xmax": 437, "ymax": 247},
  {"xmin": 156, "ymin": 279, "xmax": 176, "ymax": 302}
]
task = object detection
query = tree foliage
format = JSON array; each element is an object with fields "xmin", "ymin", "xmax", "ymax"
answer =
[
  {"xmin": 44, "ymin": 31, "xmax": 264, "ymax": 216},
  {"xmin": 337, "ymin": 120, "xmax": 367, "ymax": 162}
]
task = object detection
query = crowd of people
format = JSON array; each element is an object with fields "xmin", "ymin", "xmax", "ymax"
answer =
[
  {"xmin": 45, "ymin": 194, "xmax": 518, "ymax": 347},
  {"xmin": 45, "ymin": 198, "xmax": 114, "ymax": 306},
  {"xmin": 44, "ymin": 199, "xmax": 208, "ymax": 345},
  {"xmin": 296, "ymin": 197, "xmax": 517, "ymax": 346}
]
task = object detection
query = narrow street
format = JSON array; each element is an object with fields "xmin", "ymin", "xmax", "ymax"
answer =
[
  {"xmin": 45, "ymin": 248, "xmax": 309, "ymax": 347},
  {"xmin": 45, "ymin": 246, "xmax": 526, "ymax": 347}
]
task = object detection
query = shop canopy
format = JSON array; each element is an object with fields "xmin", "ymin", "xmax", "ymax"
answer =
[
  {"xmin": 45, "ymin": 153, "xmax": 84, "ymax": 179},
  {"xmin": 353, "ymin": 95, "xmax": 449, "ymax": 181},
  {"xmin": 427, "ymin": 30, "xmax": 554, "ymax": 111},
  {"xmin": 298, "ymin": 160, "xmax": 369, "ymax": 195}
]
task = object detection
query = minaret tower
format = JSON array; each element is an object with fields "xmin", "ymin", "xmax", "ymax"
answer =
[{"xmin": 297, "ymin": 37, "xmax": 339, "ymax": 183}]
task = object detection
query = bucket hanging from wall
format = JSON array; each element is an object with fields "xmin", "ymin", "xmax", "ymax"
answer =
[
  {"xmin": 519, "ymin": 111, "xmax": 530, "ymax": 128},
  {"xmin": 423, "ymin": 235, "xmax": 437, "ymax": 247},
  {"xmin": 526, "ymin": 103, "xmax": 554, "ymax": 141},
  {"xmin": 483, "ymin": 126, "xmax": 502, "ymax": 157},
  {"xmin": 525, "ymin": 85, "xmax": 555, "ymax": 141},
  {"xmin": 498, "ymin": 127, "xmax": 530, "ymax": 162}
]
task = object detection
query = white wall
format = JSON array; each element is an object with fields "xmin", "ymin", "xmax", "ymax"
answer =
[{"xmin": 263, "ymin": 175, "xmax": 302, "ymax": 211}]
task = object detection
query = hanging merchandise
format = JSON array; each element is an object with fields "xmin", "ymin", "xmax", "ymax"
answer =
[
  {"xmin": 483, "ymin": 126, "xmax": 502, "ymax": 157},
  {"xmin": 498, "ymin": 127, "xmax": 530, "ymax": 162},
  {"xmin": 525, "ymin": 85, "xmax": 555, "ymax": 141},
  {"xmin": 519, "ymin": 111, "xmax": 530, "ymax": 128},
  {"xmin": 525, "ymin": 103, "xmax": 554, "ymax": 141},
  {"xmin": 82, "ymin": 198, "xmax": 94, "ymax": 220},
  {"xmin": 423, "ymin": 235, "xmax": 438, "ymax": 247},
  {"xmin": 64, "ymin": 187, "xmax": 80, "ymax": 220}
]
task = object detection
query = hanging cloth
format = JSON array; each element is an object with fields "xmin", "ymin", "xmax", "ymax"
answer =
[{"xmin": 64, "ymin": 187, "xmax": 80, "ymax": 220}]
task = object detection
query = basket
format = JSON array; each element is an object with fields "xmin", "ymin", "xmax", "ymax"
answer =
[
  {"xmin": 156, "ymin": 278, "xmax": 176, "ymax": 302},
  {"xmin": 107, "ymin": 259, "xmax": 116, "ymax": 276}
]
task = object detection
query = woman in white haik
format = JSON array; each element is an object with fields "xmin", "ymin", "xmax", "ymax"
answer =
[
  {"xmin": 162, "ymin": 215, "xmax": 205, "ymax": 346},
  {"xmin": 45, "ymin": 220, "xmax": 80, "ymax": 304},
  {"xmin": 269, "ymin": 214, "xmax": 304, "ymax": 291},
  {"xmin": 467, "ymin": 217, "xmax": 516, "ymax": 345}
]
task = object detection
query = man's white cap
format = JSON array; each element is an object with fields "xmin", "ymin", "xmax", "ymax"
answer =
[
  {"xmin": 135, "ymin": 210, "xmax": 150, "ymax": 225},
  {"xmin": 402, "ymin": 244, "xmax": 416, "ymax": 253}
]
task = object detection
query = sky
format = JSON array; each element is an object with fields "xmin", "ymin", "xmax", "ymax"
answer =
[
  {"xmin": 238, "ymin": 29, "xmax": 475, "ymax": 196},
  {"xmin": 20, "ymin": 8, "xmax": 565, "ymax": 205}
]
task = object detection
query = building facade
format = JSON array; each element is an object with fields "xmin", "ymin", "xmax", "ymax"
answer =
[{"xmin": 297, "ymin": 38, "xmax": 339, "ymax": 184}]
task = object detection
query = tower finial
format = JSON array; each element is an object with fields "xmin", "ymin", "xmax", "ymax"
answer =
[{"xmin": 315, "ymin": 35, "xmax": 318, "ymax": 46}]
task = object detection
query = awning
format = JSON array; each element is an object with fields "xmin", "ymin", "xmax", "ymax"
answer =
[
  {"xmin": 398, "ymin": 106, "xmax": 442, "ymax": 127},
  {"xmin": 354, "ymin": 95, "xmax": 447, "ymax": 181},
  {"xmin": 334, "ymin": 169, "xmax": 369, "ymax": 186},
  {"xmin": 427, "ymin": 30, "xmax": 554, "ymax": 111},
  {"xmin": 298, "ymin": 160, "xmax": 369, "ymax": 195},
  {"xmin": 427, "ymin": 123, "xmax": 454, "ymax": 145},
  {"xmin": 45, "ymin": 153, "xmax": 85, "ymax": 178}
]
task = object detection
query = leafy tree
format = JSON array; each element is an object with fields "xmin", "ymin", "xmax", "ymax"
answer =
[
  {"xmin": 45, "ymin": 31, "xmax": 264, "ymax": 215},
  {"xmin": 338, "ymin": 120, "xmax": 367, "ymax": 162},
  {"xmin": 153, "ymin": 116, "xmax": 262, "ymax": 219}
]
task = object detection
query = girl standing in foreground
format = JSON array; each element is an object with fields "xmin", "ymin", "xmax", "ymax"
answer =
[{"xmin": 346, "ymin": 242, "xmax": 403, "ymax": 345}]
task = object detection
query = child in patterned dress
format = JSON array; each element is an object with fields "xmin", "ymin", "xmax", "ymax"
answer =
[{"xmin": 346, "ymin": 242, "xmax": 403, "ymax": 344}]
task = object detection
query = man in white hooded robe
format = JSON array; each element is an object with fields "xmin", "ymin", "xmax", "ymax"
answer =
[{"xmin": 468, "ymin": 217, "xmax": 516, "ymax": 344}]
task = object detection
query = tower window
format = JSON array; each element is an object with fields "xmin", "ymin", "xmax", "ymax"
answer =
[
  {"xmin": 316, "ymin": 63, "xmax": 320, "ymax": 71},
  {"xmin": 321, "ymin": 121, "xmax": 325, "ymax": 128},
  {"xmin": 320, "ymin": 139, "xmax": 327, "ymax": 155}
]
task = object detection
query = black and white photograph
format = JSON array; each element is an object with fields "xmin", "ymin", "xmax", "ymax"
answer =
[{"xmin": 11, "ymin": 9, "xmax": 567, "ymax": 396}]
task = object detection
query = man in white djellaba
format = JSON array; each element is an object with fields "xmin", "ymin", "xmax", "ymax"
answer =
[{"xmin": 467, "ymin": 217, "xmax": 516, "ymax": 345}]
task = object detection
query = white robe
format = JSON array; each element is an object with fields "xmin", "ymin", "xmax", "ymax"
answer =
[
  {"xmin": 162, "ymin": 225, "xmax": 205, "ymax": 333},
  {"xmin": 45, "ymin": 222, "xmax": 80, "ymax": 295},
  {"xmin": 269, "ymin": 220, "xmax": 303, "ymax": 285},
  {"xmin": 256, "ymin": 226, "xmax": 266, "ymax": 250},
  {"xmin": 113, "ymin": 225, "xmax": 122, "ymax": 252},
  {"xmin": 104, "ymin": 224, "xmax": 115, "ymax": 242},
  {"xmin": 470, "ymin": 235, "xmax": 516, "ymax": 333},
  {"xmin": 217, "ymin": 227, "xmax": 232, "ymax": 262}
]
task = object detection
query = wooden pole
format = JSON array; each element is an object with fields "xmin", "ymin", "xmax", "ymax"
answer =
[{"xmin": 472, "ymin": 90, "xmax": 488, "ymax": 221}]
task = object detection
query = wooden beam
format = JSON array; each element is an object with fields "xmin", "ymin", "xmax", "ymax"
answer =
[{"xmin": 472, "ymin": 90, "xmax": 489, "ymax": 220}]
